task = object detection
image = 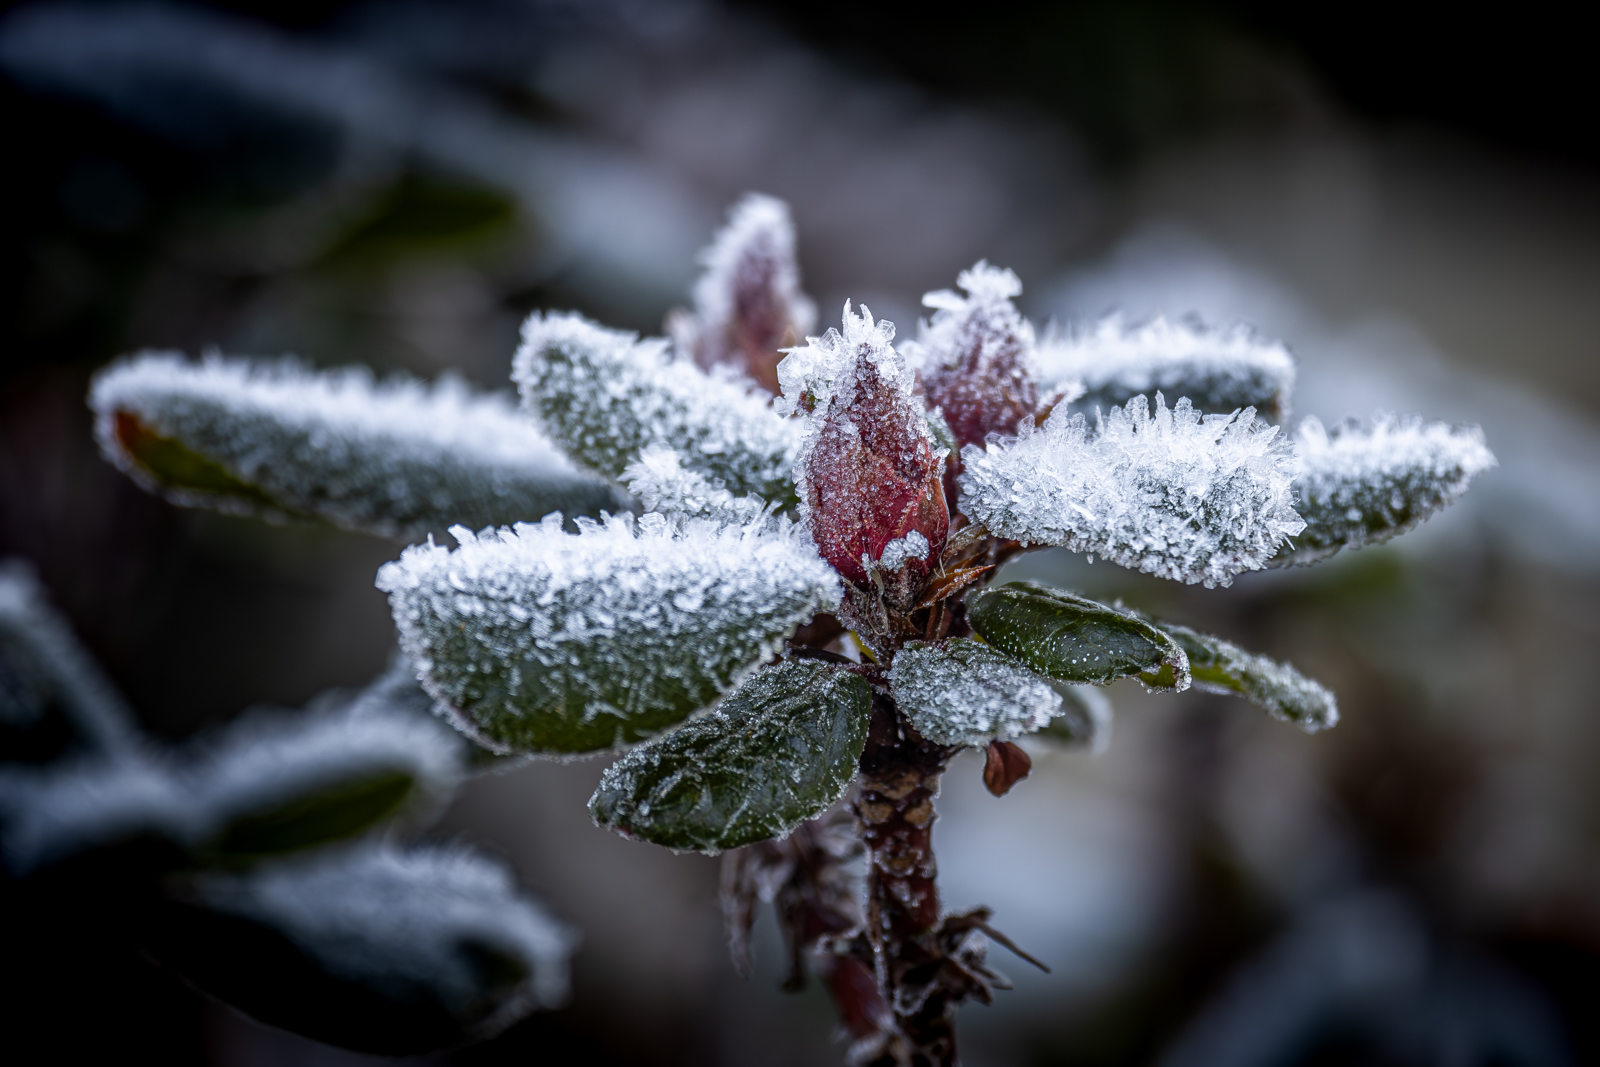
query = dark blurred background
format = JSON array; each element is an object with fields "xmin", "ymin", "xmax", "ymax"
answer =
[{"xmin": 3, "ymin": 2, "xmax": 1599, "ymax": 1064}]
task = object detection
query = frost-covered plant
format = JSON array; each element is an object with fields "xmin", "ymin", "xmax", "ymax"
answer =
[
  {"xmin": 78, "ymin": 196, "xmax": 1493, "ymax": 1065},
  {"xmin": 0, "ymin": 562, "xmax": 574, "ymax": 1055}
]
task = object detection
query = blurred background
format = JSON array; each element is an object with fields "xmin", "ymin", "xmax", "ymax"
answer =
[{"xmin": 3, "ymin": 1, "xmax": 1598, "ymax": 1064}]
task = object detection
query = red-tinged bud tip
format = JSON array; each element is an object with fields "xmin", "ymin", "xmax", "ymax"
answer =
[
  {"xmin": 983, "ymin": 740, "xmax": 1032, "ymax": 797},
  {"xmin": 782, "ymin": 304, "xmax": 949, "ymax": 589}
]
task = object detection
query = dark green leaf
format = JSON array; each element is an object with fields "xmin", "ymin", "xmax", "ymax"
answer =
[
  {"xmin": 589, "ymin": 660, "xmax": 871, "ymax": 853},
  {"xmin": 1153, "ymin": 622, "xmax": 1338, "ymax": 732},
  {"xmin": 203, "ymin": 770, "xmax": 417, "ymax": 861},
  {"xmin": 889, "ymin": 639, "xmax": 1062, "ymax": 746},
  {"xmin": 966, "ymin": 581, "xmax": 1189, "ymax": 691}
]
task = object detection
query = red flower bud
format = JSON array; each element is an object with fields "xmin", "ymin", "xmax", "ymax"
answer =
[
  {"xmin": 780, "ymin": 304, "xmax": 949, "ymax": 592},
  {"xmin": 669, "ymin": 195, "xmax": 816, "ymax": 395},
  {"xmin": 911, "ymin": 264, "xmax": 1040, "ymax": 510}
]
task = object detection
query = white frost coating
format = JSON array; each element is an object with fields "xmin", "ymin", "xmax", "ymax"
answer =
[
  {"xmin": 889, "ymin": 641, "xmax": 1062, "ymax": 746},
  {"xmin": 515, "ymin": 311, "xmax": 801, "ymax": 500},
  {"xmin": 901, "ymin": 261, "xmax": 1037, "ymax": 376},
  {"xmin": 1284, "ymin": 414, "xmax": 1497, "ymax": 564},
  {"xmin": 878, "ymin": 531, "xmax": 931, "ymax": 572},
  {"xmin": 776, "ymin": 301, "xmax": 913, "ymax": 419},
  {"xmin": 375, "ymin": 511, "xmax": 842, "ymax": 753},
  {"xmin": 0, "ymin": 755, "xmax": 187, "ymax": 873},
  {"xmin": 90, "ymin": 353, "xmax": 620, "ymax": 538},
  {"xmin": 203, "ymin": 841, "xmax": 576, "ymax": 1013},
  {"xmin": 668, "ymin": 193, "xmax": 816, "ymax": 374},
  {"xmin": 1035, "ymin": 316, "xmax": 1296, "ymax": 419},
  {"xmin": 0, "ymin": 560, "xmax": 137, "ymax": 751},
  {"xmin": 960, "ymin": 394, "xmax": 1304, "ymax": 587},
  {"xmin": 622, "ymin": 446, "xmax": 772, "ymax": 526}
]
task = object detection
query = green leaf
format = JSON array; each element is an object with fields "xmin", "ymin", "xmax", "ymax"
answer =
[
  {"xmin": 589, "ymin": 660, "xmax": 871, "ymax": 854},
  {"xmin": 90, "ymin": 354, "xmax": 625, "ymax": 540},
  {"xmin": 889, "ymin": 639, "xmax": 1061, "ymax": 746},
  {"xmin": 379, "ymin": 514, "xmax": 840, "ymax": 757},
  {"xmin": 966, "ymin": 581, "xmax": 1189, "ymax": 691},
  {"xmin": 203, "ymin": 770, "xmax": 417, "ymax": 861},
  {"xmin": 1152, "ymin": 622, "xmax": 1339, "ymax": 732}
]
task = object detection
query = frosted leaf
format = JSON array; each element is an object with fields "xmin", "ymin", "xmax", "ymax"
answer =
[
  {"xmin": 90, "ymin": 353, "xmax": 623, "ymax": 539},
  {"xmin": 0, "ymin": 682, "xmax": 466, "ymax": 872},
  {"xmin": 1036, "ymin": 683, "xmax": 1113, "ymax": 752},
  {"xmin": 1156, "ymin": 621, "xmax": 1338, "ymax": 732},
  {"xmin": 189, "ymin": 687, "xmax": 466, "ymax": 858},
  {"xmin": 515, "ymin": 311, "xmax": 801, "ymax": 502},
  {"xmin": 960, "ymin": 394, "xmax": 1304, "ymax": 587},
  {"xmin": 1036, "ymin": 316, "xmax": 1296, "ymax": 421},
  {"xmin": 589, "ymin": 660, "xmax": 871, "ymax": 854},
  {"xmin": 0, "ymin": 559, "xmax": 137, "ymax": 759},
  {"xmin": 376, "ymin": 512, "xmax": 842, "ymax": 756},
  {"xmin": 967, "ymin": 581, "xmax": 1190, "ymax": 691},
  {"xmin": 667, "ymin": 193, "xmax": 816, "ymax": 395},
  {"xmin": 889, "ymin": 639, "xmax": 1061, "ymax": 747},
  {"xmin": 199, "ymin": 841, "xmax": 576, "ymax": 1030},
  {"xmin": 622, "ymin": 445, "xmax": 772, "ymax": 526},
  {"xmin": 1281, "ymin": 414, "xmax": 1496, "ymax": 566},
  {"xmin": 0, "ymin": 754, "xmax": 187, "ymax": 874},
  {"xmin": 779, "ymin": 302, "xmax": 949, "ymax": 597}
]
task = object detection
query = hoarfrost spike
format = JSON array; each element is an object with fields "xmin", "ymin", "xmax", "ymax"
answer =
[
  {"xmin": 90, "ymin": 354, "xmax": 623, "ymax": 539},
  {"xmin": 376, "ymin": 512, "xmax": 841, "ymax": 756},
  {"xmin": 515, "ymin": 311, "xmax": 801, "ymax": 503},
  {"xmin": 667, "ymin": 193, "xmax": 817, "ymax": 395},
  {"xmin": 1280, "ymin": 414, "xmax": 1496, "ymax": 566},
  {"xmin": 1035, "ymin": 315, "xmax": 1296, "ymax": 421},
  {"xmin": 959, "ymin": 395, "xmax": 1303, "ymax": 587},
  {"xmin": 623, "ymin": 446, "xmax": 773, "ymax": 526}
]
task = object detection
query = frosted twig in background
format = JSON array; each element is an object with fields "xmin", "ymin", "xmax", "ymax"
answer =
[
  {"xmin": 1036, "ymin": 316, "xmax": 1296, "ymax": 421},
  {"xmin": 516, "ymin": 312, "xmax": 801, "ymax": 502},
  {"xmin": 378, "ymin": 512, "xmax": 841, "ymax": 756},
  {"xmin": 960, "ymin": 395, "xmax": 1303, "ymax": 586},
  {"xmin": 90, "ymin": 355, "xmax": 622, "ymax": 539},
  {"xmin": 1281, "ymin": 414, "xmax": 1496, "ymax": 565},
  {"xmin": 668, "ymin": 193, "xmax": 816, "ymax": 395}
]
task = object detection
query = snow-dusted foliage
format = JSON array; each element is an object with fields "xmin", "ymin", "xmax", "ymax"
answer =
[
  {"xmin": 0, "ymin": 560, "xmax": 137, "ymax": 755},
  {"xmin": 0, "ymin": 689, "xmax": 465, "ymax": 872},
  {"xmin": 202, "ymin": 841, "xmax": 576, "ymax": 1015},
  {"xmin": 960, "ymin": 396, "xmax": 1304, "ymax": 587},
  {"xmin": 622, "ymin": 446, "xmax": 772, "ymax": 526},
  {"xmin": 778, "ymin": 302, "xmax": 948, "ymax": 595},
  {"xmin": 889, "ymin": 639, "xmax": 1061, "ymax": 747},
  {"xmin": 667, "ymin": 193, "xmax": 816, "ymax": 395},
  {"xmin": 90, "ymin": 354, "xmax": 621, "ymax": 539},
  {"xmin": 377, "ymin": 512, "xmax": 841, "ymax": 756},
  {"xmin": 1035, "ymin": 316, "xmax": 1296, "ymax": 421},
  {"xmin": 1159, "ymin": 622, "xmax": 1339, "ymax": 732},
  {"xmin": 1282, "ymin": 415, "xmax": 1497, "ymax": 565},
  {"xmin": 515, "ymin": 311, "xmax": 800, "ymax": 502}
]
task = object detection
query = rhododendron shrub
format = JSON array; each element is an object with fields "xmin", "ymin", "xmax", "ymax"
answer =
[{"xmin": 62, "ymin": 193, "xmax": 1493, "ymax": 1065}]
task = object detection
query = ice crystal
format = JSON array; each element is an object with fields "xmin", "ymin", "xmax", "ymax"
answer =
[
  {"xmin": 889, "ymin": 639, "xmax": 1061, "ymax": 747},
  {"xmin": 1035, "ymin": 316, "xmax": 1296, "ymax": 421},
  {"xmin": 667, "ymin": 193, "xmax": 816, "ymax": 395},
  {"xmin": 778, "ymin": 302, "xmax": 948, "ymax": 591},
  {"xmin": 960, "ymin": 396, "xmax": 1304, "ymax": 586},
  {"xmin": 0, "ymin": 560, "xmax": 137, "ymax": 755},
  {"xmin": 90, "ymin": 353, "xmax": 621, "ymax": 539},
  {"xmin": 1282, "ymin": 414, "xmax": 1497, "ymax": 565},
  {"xmin": 622, "ymin": 445, "xmax": 772, "ymax": 526},
  {"xmin": 202, "ymin": 841, "xmax": 576, "ymax": 1013},
  {"xmin": 515, "ymin": 311, "xmax": 801, "ymax": 502},
  {"xmin": 376, "ymin": 512, "xmax": 841, "ymax": 756}
]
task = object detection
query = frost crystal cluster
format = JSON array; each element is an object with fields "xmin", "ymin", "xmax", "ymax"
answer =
[{"xmin": 63, "ymin": 191, "xmax": 1495, "ymax": 1067}]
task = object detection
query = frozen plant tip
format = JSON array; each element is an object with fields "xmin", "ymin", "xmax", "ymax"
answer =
[{"xmin": 76, "ymin": 195, "xmax": 1497, "ymax": 1067}]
